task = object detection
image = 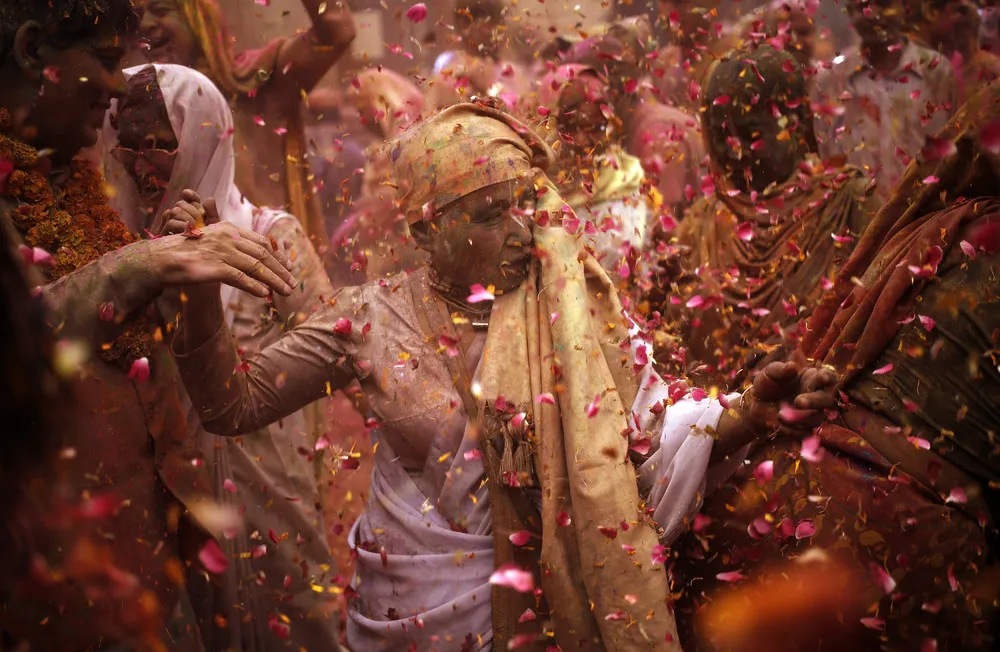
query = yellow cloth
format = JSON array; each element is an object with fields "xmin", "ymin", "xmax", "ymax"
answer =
[
  {"xmin": 561, "ymin": 146, "xmax": 646, "ymax": 209},
  {"xmin": 392, "ymin": 102, "xmax": 679, "ymax": 650},
  {"xmin": 392, "ymin": 101, "xmax": 554, "ymax": 224}
]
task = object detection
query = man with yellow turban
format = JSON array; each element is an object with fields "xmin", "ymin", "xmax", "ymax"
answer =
[{"xmin": 138, "ymin": 0, "xmax": 356, "ymax": 241}]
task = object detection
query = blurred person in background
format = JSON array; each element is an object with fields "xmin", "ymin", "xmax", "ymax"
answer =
[
  {"xmin": 651, "ymin": 45, "xmax": 873, "ymax": 389},
  {"xmin": 427, "ymin": 0, "xmax": 528, "ymax": 112},
  {"xmin": 813, "ymin": 0, "xmax": 957, "ymax": 200},
  {"xmin": 137, "ymin": 0, "xmax": 357, "ymax": 242},
  {"xmin": 907, "ymin": 0, "xmax": 1000, "ymax": 102}
]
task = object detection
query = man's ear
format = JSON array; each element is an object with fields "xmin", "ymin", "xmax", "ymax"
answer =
[{"xmin": 12, "ymin": 21, "xmax": 43, "ymax": 79}]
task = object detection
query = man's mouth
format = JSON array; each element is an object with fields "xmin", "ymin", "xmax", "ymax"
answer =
[{"xmin": 141, "ymin": 35, "xmax": 170, "ymax": 53}]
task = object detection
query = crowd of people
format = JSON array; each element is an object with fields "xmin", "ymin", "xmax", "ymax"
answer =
[{"xmin": 0, "ymin": 0, "xmax": 998, "ymax": 650}]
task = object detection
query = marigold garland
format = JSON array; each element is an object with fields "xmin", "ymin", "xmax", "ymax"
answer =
[{"xmin": 1, "ymin": 111, "xmax": 155, "ymax": 367}]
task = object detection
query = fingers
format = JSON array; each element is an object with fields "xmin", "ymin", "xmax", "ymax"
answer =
[
  {"xmin": 204, "ymin": 197, "xmax": 222, "ymax": 226},
  {"xmin": 229, "ymin": 244, "xmax": 293, "ymax": 296},
  {"xmin": 793, "ymin": 389, "xmax": 837, "ymax": 411},
  {"xmin": 180, "ymin": 188, "xmax": 203, "ymax": 204},
  {"xmin": 753, "ymin": 361, "xmax": 800, "ymax": 401},
  {"xmin": 236, "ymin": 226, "xmax": 294, "ymax": 275},
  {"xmin": 800, "ymin": 367, "xmax": 837, "ymax": 394},
  {"xmin": 219, "ymin": 261, "xmax": 268, "ymax": 297}
]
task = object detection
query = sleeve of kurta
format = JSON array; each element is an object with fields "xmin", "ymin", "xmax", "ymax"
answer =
[
  {"xmin": 626, "ymin": 338, "xmax": 748, "ymax": 545},
  {"xmin": 268, "ymin": 216, "xmax": 334, "ymax": 323},
  {"xmin": 40, "ymin": 240, "xmax": 162, "ymax": 346},
  {"xmin": 172, "ymin": 285, "xmax": 368, "ymax": 436}
]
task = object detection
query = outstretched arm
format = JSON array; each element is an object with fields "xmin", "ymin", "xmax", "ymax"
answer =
[{"xmin": 269, "ymin": 0, "xmax": 356, "ymax": 100}]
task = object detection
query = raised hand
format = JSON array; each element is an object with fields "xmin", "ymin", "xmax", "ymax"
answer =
[{"xmin": 147, "ymin": 189, "xmax": 295, "ymax": 298}]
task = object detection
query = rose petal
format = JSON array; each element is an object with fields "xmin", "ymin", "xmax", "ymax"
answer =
[
  {"xmin": 716, "ymin": 570, "xmax": 747, "ymax": 582},
  {"xmin": 467, "ymin": 284, "xmax": 495, "ymax": 303},
  {"xmin": 268, "ymin": 612, "xmax": 290, "ymax": 639},
  {"xmin": 198, "ymin": 540, "xmax": 229, "ymax": 574},
  {"xmin": 405, "ymin": 2, "xmax": 427, "ymax": 23},
  {"xmin": 489, "ymin": 563, "xmax": 534, "ymax": 592},
  {"xmin": 128, "ymin": 357, "xmax": 151, "ymax": 383},
  {"xmin": 869, "ymin": 562, "xmax": 897, "ymax": 594},
  {"xmin": 509, "ymin": 530, "xmax": 532, "ymax": 546},
  {"xmin": 872, "ymin": 363, "xmax": 893, "ymax": 375},
  {"xmin": 753, "ymin": 460, "xmax": 774, "ymax": 484},
  {"xmin": 800, "ymin": 435, "xmax": 825, "ymax": 463},
  {"xmin": 332, "ymin": 318, "xmax": 353, "ymax": 337},
  {"xmin": 223, "ymin": 479, "xmax": 238, "ymax": 493},
  {"xmin": 794, "ymin": 519, "xmax": 817, "ymax": 539}
]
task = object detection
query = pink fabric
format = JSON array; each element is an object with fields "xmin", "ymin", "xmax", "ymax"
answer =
[{"xmin": 625, "ymin": 100, "xmax": 705, "ymax": 208}]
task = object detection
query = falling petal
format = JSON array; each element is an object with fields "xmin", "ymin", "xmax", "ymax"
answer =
[
  {"xmin": 332, "ymin": 318, "xmax": 352, "ymax": 337},
  {"xmin": 535, "ymin": 392, "xmax": 556, "ymax": 405},
  {"xmin": 872, "ymin": 363, "xmax": 893, "ymax": 375},
  {"xmin": 267, "ymin": 612, "xmax": 290, "ymax": 639},
  {"xmin": 556, "ymin": 511, "xmax": 572, "ymax": 527},
  {"xmin": 467, "ymin": 284, "xmax": 495, "ymax": 303},
  {"xmin": 489, "ymin": 563, "xmax": 534, "ymax": 592},
  {"xmin": 128, "ymin": 357, "xmax": 151, "ymax": 383},
  {"xmin": 869, "ymin": 562, "xmax": 897, "ymax": 594},
  {"xmin": 960, "ymin": 239, "xmax": 976, "ymax": 258},
  {"xmin": 860, "ymin": 617, "xmax": 885, "ymax": 631},
  {"xmin": 800, "ymin": 435, "xmax": 825, "ymax": 463},
  {"xmin": 716, "ymin": 570, "xmax": 747, "ymax": 582},
  {"xmin": 651, "ymin": 544, "xmax": 668, "ymax": 565},
  {"xmin": 713, "ymin": 95, "xmax": 731, "ymax": 106},
  {"xmin": 753, "ymin": 460, "xmax": 774, "ymax": 484},
  {"xmin": 907, "ymin": 435, "xmax": 931, "ymax": 450},
  {"xmin": 922, "ymin": 175, "xmax": 940, "ymax": 185},
  {"xmin": 198, "ymin": 540, "xmax": 229, "ymax": 574},
  {"xmin": 946, "ymin": 486, "xmax": 968, "ymax": 504},
  {"xmin": 598, "ymin": 525, "xmax": 618, "ymax": 539},
  {"xmin": 980, "ymin": 120, "xmax": 1000, "ymax": 152},
  {"xmin": 223, "ymin": 479, "xmax": 238, "ymax": 493},
  {"xmin": 405, "ymin": 2, "xmax": 427, "ymax": 23},
  {"xmin": 509, "ymin": 530, "xmax": 532, "ymax": 546},
  {"xmin": 794, "ymin": 519, "xmax": 817, "ymax": 539},
  {"xmin": 518, "ymin": 608, "xmax": 537, "ymax": 623}
]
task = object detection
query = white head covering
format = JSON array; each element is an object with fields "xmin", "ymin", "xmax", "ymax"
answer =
[{"xmin": 102, "ymin": 63, "xmax": 289, "ymax": 317}]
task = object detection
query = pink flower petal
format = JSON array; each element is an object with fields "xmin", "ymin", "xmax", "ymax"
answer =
[
  {"xmin": 716, "ymin": 570, "xmax": 747, "ymax": 582},
  {"xmin": 713, "ymin": 95, "xmax": 731, "ymax": 106},
  {"xmin": 872, "ymin": 363, "xmax": 894, "ymax": 375},
  {"xmin": 960, "ymin": 239, "xmax": 977, "ymax": 258},
  {"xmin": 223, "ymin": 479, "xmax": 238, "ymax": 493},
  {"xmin": 490, "ymin": 563, "xmax": 534, "ymax": 592},
  {"xmin": 629, "ymin": 437, "xmax": 651, "ymax": 456},
  {"xmin": 921, "ymin": 135, "xmax": 957, "ymax": 160},
  {"xmin": 918, "ymin": 315, "xmax": 936, "ymax": 331},
  {"xmin": 753, "ymin": 460, "xmax": 774, "ymax": 484},
  {"xmin": 794, "ymin": 519, "xmax": 817, "ymax": 539},
  {"xmin": 598, "ymin": 525, "xmax": 618, "ymax": 539},
  {"xmin": 332, "ymin": 318, "xmax": 353, "ymax": 337},
  {"xmin": 860, "ymin": 617, "xmax": 885, "ymax": 631},
  {"xmin": 128, "ymin": 357, "xmax": 151, "ymax": 383},
  {"xmin": 268, "ymin": 612, "xmax": 290, "ymax": 639},
  {"xmin": 405, "ymin": 2, "xmax": 427, "ymax": 23},
  {"xmin": 467, "ymin": 284, "xmax": 495, "ymax": 303},
  {"xmin": 946, "ymin": 486, "xmax": 968, "ymax": 504},
  {"xmin": 800, "ymin": 435, "xmax": 825, "ymax": 463},
  {"xmin": 869, "ymin": 562, "xmax": 897, "ymax": 594},
  {"xmin": 198, "ymin": 540, "xmax": 229, "ymax": 574},
  {"xmin": 907, "ymin": 435, "xmax": 931, "ymax": 450},
  {"xmin": 463, "ymin": 448, "xmax": 482, "ymax": 461},
  {"xmin": 556, "ymin": 511, "xmax": 571, "ymax": 527},
  {"xmin": 509, "ymin": 530, "xmax": 532, "ymax": 546},
  {"xmin": 651, "ymin": 544, "xmax": 668, "ymax": 565},
  {"xmin": 922, "ymin": 175, "xmax": 940, "ymax": 185},
  {"xmin": 518, "ymin": 608, "xmax": 537, "ymax": 623}
]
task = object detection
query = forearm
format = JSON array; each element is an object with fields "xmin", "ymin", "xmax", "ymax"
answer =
[
  {"xmin": 42, "ymin": 240, "xmax": 162, "ymax": 345},
  {"xmin": 173, "ymin": 294, "xmax": 355, "ymax": 436},
  {"xmin": 301, "ymin": 0, "xmax": 356, "ymax": 45},
  {"xmin": 268, "ymin": 217, "xmax": 333, "ymax": 325}
]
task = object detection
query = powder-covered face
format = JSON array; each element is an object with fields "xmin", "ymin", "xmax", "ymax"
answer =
[
  {"xmin": 113, "ymin": 82, "xmax": 178, "ymax": 218},
  {"xmin": 848, "ymin": 0, "xmax": 905, "ymax": 46},
  {"xmin": 139, "ymin": 0, "xmax": 200, "ymax": 66},
  {"xmin": 557, "ymin": 75, "xmax": 611, "ymax": 156},
  {"xmin": 415, "ymin": 178, "xmax": 536, "ymax": 295}
]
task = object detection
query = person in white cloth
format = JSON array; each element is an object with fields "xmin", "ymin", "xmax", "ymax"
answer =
[{"xmin": 104, "ymin": 63, "xmax": 341, "ymax": 650}]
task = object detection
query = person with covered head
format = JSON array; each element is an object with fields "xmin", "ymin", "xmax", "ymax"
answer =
[
  {"xmin": 337, "ymin": 66, "xmax": 427, "ymax": 281},
  {"xmin": 168, "ymin": 96, "xmax": 837, "ymax": 650},
  {"xmin": 427, "ymin": 0, "xmax": 527, "ymax": 113},
  {"xmin": 104, "ymin": 62, "xmax": 340, "ymax": 650},
  {"xmin": 136, "ymin": 0, "xmax": 356, "ymax": 240},
  {"xmin": 652, "ymin": 45, "xmax": 874, "ymax": 389},
  {"xmin": 671, "ymin": 83, "xmax": 1000, "ymax": 651},
  {"xmin": 551, "ymin": 65, "xmax": 650, "ymax": 284},
  {"xmin": 567, "ymin": 31, "xmax": 705, "ymax": 217},
  {"xmin": 0, "ymin": 1, "xmax": 295, "ymax": 648}
]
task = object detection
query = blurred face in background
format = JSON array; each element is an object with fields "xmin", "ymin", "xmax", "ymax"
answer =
[
  {"xmin": 848, "ymin": 0, "xmax": 905, "ymax": 47},
  {"xmin": 779, "ymin": 4, "xmax": 816, "ymax": 65},
  {"xmin": 138, "ymin": 0, "xmax": 200, "ymax": 66},
  {"xmin": 455, "ymin": 2, "xmax": 504, "ymax": 59},
  {"xmin": 923, "ymin": 0, "xmax": 979, "ymax": 52}
]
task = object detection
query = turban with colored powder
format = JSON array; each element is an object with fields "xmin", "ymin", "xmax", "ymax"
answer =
[{"xmin": 392, "ymin": 101, "xmax": 555, "ymax": 224}]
